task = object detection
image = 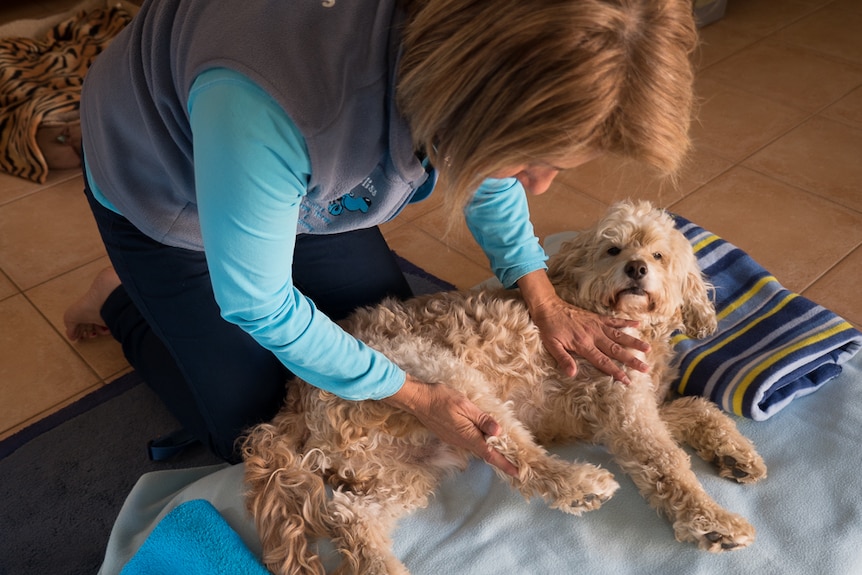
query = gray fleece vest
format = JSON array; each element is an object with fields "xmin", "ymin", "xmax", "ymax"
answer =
[{"xmin": 81, "ymin": 0, "xmax": 427, "ymax": 250}]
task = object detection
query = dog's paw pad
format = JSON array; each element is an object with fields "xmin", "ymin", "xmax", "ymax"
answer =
[
  {"xmin": 556, "ymin": 468, "xmax": 619, "ymax": 514},
  {"xmin": 586, "ymin": 493, "xmax": 614, "ymax": 504},
  {"xmin": 717, "ymin": 455, "xmax": 749, "ymax": 478},
  {"xmin": 583, "ymin": 468, "xmax": 619, "ymax": 500},
  {"xmin": 713, "ymin": 452, "xmax": 767, "ymax": 484},
  {"xmin": 704, "ymin": 531, "xmax": 742, "ymax": 550},
  {"xmin": 698, "ymin": 527, "xmax": 752, "ymax": 552},
  {"xmin": 570, "ymin": 492, "xmax": 604, "ymax": 509},
  {"xmin": 679, "ymin": 512, "xmax": 755, "ymax": 552},
  {"xmin": 563, "ymin": 496, "xmax": 602, "ymax": 513}
]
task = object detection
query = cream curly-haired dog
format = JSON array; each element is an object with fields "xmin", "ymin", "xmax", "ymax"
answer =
[{"xmin": 243, "ymin": 201, "xmax": 767, "ymax": 575}]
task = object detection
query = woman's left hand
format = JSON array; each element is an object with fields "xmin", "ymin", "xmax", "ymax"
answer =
[{"xmin": 517, "ymin": 270, "xmax": 650, "ymax": 385}]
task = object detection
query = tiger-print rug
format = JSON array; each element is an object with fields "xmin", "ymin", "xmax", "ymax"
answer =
[{"xmin": 0, "ymin": 5, "xmax": 132, "ymax": 183}]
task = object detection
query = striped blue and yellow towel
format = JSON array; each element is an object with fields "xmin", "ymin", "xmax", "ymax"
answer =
[{"xmin": 671, "ymin": 215, "xmax": 862, "ymax": 421}]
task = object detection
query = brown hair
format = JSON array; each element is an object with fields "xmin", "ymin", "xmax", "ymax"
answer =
[{"xmin": 397, "ymin": 0, "xmax": 698, "ymax": 212}]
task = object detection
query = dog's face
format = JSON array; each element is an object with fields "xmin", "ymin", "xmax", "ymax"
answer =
[{"xmin": 549, "ymin": 201, "xmax": 717, "ymax": 338}]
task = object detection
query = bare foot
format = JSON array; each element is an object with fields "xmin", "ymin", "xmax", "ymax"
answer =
[{"xmin": 63, "ymin": 267, "xmax": 121, "ymax": 341}]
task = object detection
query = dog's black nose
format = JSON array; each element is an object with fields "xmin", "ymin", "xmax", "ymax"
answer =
[{"xmin": 625, "ymin": 259, "xmax": 648, "ymax": 280}]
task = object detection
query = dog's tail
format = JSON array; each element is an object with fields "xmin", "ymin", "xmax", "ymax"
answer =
[{"xmin": 243, "ymin": 406, "xmax": 331, "ymax": 575}]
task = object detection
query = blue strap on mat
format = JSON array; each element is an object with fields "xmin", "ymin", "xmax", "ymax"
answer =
[{"xmin": 147, "ymin": 429, "xmax": 199, "ymax": 461}]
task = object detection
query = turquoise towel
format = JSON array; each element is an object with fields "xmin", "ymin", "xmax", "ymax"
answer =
[
  {"xmin": 672, "ymin": 215, "xmax": 862, "ymax": 420},
  {"xmin": 120, "ymin": 499, "xmax": 269, "ymax": 575}
]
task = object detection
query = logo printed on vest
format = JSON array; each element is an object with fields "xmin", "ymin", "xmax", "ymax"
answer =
[
  {"xmin": 328, "ymin": 193, "xmax": 372, "ymax": 216},
  {"xmin": 359, "ymin": 176, "xmax": 378, "ymax": 197}
]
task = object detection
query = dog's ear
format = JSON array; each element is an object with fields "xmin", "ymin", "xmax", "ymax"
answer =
[
  {"xmin": 546, "ymin": 230, "xmax": 595, "ymax": 302},
  {"xmin": 675, "ymin": 234, "xmax": 718, "ymax": 339},
  {"xmin": 682, "ymin": 270, "xmax": 717, "ymax": 339}
]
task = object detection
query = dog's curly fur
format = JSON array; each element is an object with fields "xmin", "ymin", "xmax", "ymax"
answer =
[{"xmin": 243, "ymin": 201, "xmax": 767, "ymax": 575}]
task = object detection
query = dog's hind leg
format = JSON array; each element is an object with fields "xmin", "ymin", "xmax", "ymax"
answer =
[
  {"xmin": 596, "ymin": 384, "xmax": 756, "ymax": 552},
  {"xmin": 243, "ymin": 426, "xmax": 331, "ymax": 575},
  {"xmin": 327, "ymin": 489, "xmax": 415, "ymax": 575},
  {"xmin": 660, "ymin": 396, "xmax": 767, "ymax": 484}
]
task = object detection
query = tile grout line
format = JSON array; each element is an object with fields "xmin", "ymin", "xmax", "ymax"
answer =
[{"xmin": 799, "ymin": 238, "xmax": 862, "ymax": 297}]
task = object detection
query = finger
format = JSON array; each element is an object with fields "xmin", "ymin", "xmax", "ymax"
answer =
[
  {"xmin": 469, "ymin": 412, "xmax": 520, "ymax": 477},
  {"xmin": 544, "ymin": 340, "xmax": 579, "ymax": 378},
  {"xmin": 484, "ymin": 448, "xmax": 519, "ymax": 478},
  {"xmin": 598, "ymin": 336, "xmax": 650, "ymax": 374},
  {"xmin": 603, "ymin": 326, "xmax": 651, "ymax": 353},
  {"xmin": 475, "ymin": 413, "xmax": 503, "ymax": 439},
  {"xmin": 579, "ymin": 346, "xmax": 633, "ymax": 386}
]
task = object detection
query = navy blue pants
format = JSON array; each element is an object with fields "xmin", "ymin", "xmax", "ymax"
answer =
[{"xmin": 85, "ymin": 184, "xmax": 412, "ymax": 461}]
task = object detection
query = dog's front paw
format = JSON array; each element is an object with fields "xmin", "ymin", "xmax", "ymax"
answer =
[
  {"xmin": 552, "ymin": 464, "xmax": 619, "ymax": 515},
  {"xmin": 675, "ymin": 508, "xmax": 756, "ymax": 552},
  {"xmin": 712, "ymin": 450, "xmax": 767, "ymax": 484}
]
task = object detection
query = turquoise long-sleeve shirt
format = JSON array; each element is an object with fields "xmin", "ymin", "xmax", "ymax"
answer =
[{"xmin": 87, "ymin": 68, "xmax": 547, "ymax": 400}]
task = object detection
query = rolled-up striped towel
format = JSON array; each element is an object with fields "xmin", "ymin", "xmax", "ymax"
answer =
[{"xmin": 672, "ymin": 215, "xmax": 862, "ymax": 420}]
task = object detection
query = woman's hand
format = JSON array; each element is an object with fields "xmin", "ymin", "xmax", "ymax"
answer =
[
  {"xmin": 382, "ymin": 375, "xmax": 519, "ymax": 477},
  {"xmin": 517, "ymin": 270, "xmax": 650, "ymax": 385}
]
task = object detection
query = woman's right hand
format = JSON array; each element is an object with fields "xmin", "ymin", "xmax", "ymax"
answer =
[{"xmin": 382, "ymin": 374, "xmax": 519, "ymax": 477}]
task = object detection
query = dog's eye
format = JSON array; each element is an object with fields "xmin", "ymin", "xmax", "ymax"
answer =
[
  {"xmin": 607, "ymin": 246, "xmax": 621, "ymax": 256},
  {"xmin": 653, "ymin": 252, "xmax": 663, "ymax": 261}
]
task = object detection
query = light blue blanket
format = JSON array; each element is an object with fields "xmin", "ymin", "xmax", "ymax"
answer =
[
  {"xmin": 102, "ymin": 348, "xmax": 862, "ymax": 575},
  {"xmin": 671, "ymin": 215, "xmax": 862, "ymax": 420},
  {"xmin": 101, "ymin": 224, "xmax": 862, "ymax": 574}
]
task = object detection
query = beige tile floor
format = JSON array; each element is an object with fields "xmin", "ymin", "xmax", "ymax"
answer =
[{"xmin": 2, "ymin": 0, "xmax": 861, "ymax": 442}]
